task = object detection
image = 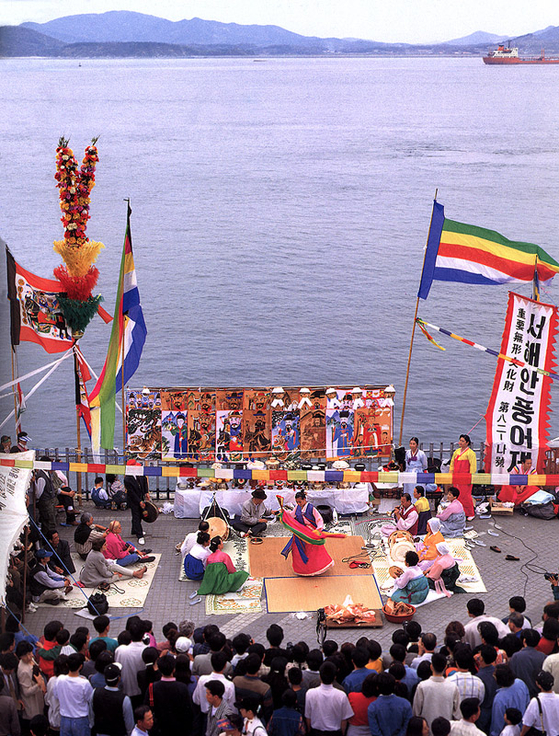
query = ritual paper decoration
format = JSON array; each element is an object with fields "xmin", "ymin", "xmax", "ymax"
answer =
[
  {"xmin": 0, "ymin": 450, "xmax": 33, "ymax": 605},
  {"xmin": 126, "ymin": 385, "xmax": 393, "ymax": 461},
  {"xmin": 126, "ymin": 400, "xmax": 162, "ymax": 460},
  {"xmin": 271, "ymin": 411, "xmax": 300, "ymax": 455},
  {"xmin": 485, "ymin": 292, "xmax": 557, "ymax": 473}
]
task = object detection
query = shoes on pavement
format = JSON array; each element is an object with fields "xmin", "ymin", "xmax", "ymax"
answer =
[
  {"xmin": 141, "ymin": 556, "xmax": 155, "ymax": 563},
  {"xmin": 138, "ymin": 537, "xmax": 145, "ymax": 545}
]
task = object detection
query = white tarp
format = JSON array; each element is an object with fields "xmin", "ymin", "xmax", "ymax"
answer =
[{"xmin": 0, "ymin": 450, "xmax": 33, "ymax": 605}]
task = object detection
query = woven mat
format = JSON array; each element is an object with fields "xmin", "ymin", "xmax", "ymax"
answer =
[
  {"xmin": 372, "ymin": 538, "xmax": 486, "ymax": 595},
  {"xmin": 178, "ymin": 537, "xmax": 263, "ymax": 615},
  {"xmin": 205, "ymin": 578, "xmax": 263, "ymax": 615},
  {"xmin": 265, "ymin": 575, "xmax": 383, "ymax": 613},
  {"xmin": 248, "ymin": 536, "xmax": 369, "ymax": 579},
  {"xmin": 37, "ymin": 553, "xmax": 161, "ymax": 609}
]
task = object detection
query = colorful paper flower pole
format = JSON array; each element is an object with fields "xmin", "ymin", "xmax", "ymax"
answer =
[{"xmin": 53, "ymin": 136, "xmax": 104, "ymax": 338}]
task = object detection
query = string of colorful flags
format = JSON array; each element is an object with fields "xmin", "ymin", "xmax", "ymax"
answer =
[
  {"xmin": 416, "ymin": 317, "xmax": 559, "ymax": 380},
  {"xmin": 1, "ymin": 456, "xmax": 556, "ymax": 486}
]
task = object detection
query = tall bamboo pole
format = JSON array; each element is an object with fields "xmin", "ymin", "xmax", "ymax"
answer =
[
  {"xmin": 398, "ymin": 189, "xmax": 438, "ymax": 447},
  {"xmin": 73, "ymin": 346, "xmax": 83, "ymax": 506},
  {"xmin": 10, "ymin": 348, "xmax": 18, "ymax": 435},
  {"xmin": 121, "ymin": 332, "xmax": 126, "ymax": 460}
]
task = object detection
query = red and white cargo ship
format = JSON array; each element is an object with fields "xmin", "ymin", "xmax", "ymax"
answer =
[{"xmin": 483, "ymin": 45, "xmax": 559, "ymax": 64}]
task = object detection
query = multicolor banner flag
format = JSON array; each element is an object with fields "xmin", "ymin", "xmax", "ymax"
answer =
[
  {"xmin": 485, "ymin": 292, "xmax": 558, "ymax": 473},
  {"xmin": 6, "ymin": 247, "xmax": 73, "ymax": 353},
  {"xmin": 74, "ymin": 346, "xmax": 92, "ymax": 439},
  {"xmin": 418, "ymin": 201, "xmax": 559, "ymax": 300},
  {"xmin": 90, "ymin": 204, "xmax": 147, "ymax": 451}
]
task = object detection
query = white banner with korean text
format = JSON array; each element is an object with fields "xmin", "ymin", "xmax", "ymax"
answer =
[
  {"xmin": 485, "ymin": 293, "xmax": 557, "ymax": 474},
  {"xmin": 0, "ymin": 451, "xmax": 33, "ymax": 605}
]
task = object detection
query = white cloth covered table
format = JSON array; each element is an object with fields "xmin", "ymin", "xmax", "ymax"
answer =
[{"xmin": 173, "ymin": 483, "xmax": 371, "ymax": 518}]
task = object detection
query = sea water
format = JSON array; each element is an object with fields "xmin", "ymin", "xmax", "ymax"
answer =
[{"xmin": 1, "ymin": 56, "xmax": 558, "ymax": 452}]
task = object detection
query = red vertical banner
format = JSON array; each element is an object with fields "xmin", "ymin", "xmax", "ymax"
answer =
[{"xmin": 485, "ymin": 292, "xmax": 557, "ymax": 473}]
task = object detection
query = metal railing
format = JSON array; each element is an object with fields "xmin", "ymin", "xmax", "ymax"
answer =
[{"xmin": 36, "ymin": 440, "xmax": 496, "ymax": 502}]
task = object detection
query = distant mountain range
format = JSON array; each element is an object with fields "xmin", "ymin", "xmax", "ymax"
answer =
[{"xmin": 2, "ymin": 12, "xmax": 559, "ymax": 58}]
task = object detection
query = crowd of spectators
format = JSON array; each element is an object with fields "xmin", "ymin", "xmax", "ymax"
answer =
[{"xmin": 1, "ymin": 594, "xmax": 559, "ymax": 736}]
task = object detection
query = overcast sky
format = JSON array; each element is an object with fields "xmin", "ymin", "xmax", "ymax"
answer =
[{"xmin": 2, "ymin": 0, "xmax": 557, "ymax": 43}]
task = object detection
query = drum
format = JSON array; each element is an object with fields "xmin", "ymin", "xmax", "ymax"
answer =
[
  {"xmin": 388, "ymin": 530, "xmax": 415, "ymax": 563},
  {"xmin": 142, "ymin": 500, "xmax": 159, "ymax": 523},
  {"xmin": 207, "ymin": 516, "xmax": 229, "ymax": 542}
]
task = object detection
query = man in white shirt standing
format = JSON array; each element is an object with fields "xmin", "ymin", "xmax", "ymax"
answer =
[
  {"xmin": 305, "ymin": 661, "xmax": 353, "ymax": 735},
  {"xmin": 115, "ymin": 621, "xmax": 147, "ymax": 708},
  {"xmin": 450, "ymin": 698, "xmax": 485, "ymax": 736},
  {"xmin": 521, "ymin": 670, "xmax": 559, "ymax": 736},
  {"xmin": 56, "ymin": 653, "xmax": 93, "ymax": 736},
  {"xmin": 463, "ymin": 599, "xmax": 509, "ymax": 649}
]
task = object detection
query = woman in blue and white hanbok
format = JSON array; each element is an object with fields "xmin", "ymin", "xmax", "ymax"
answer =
[
  {"xmin": 403, "ymin": 437, "xmax": 428, "ymax": 495},
  {"xmin": 183, "ymin": 532, "xmax": 211, "ymax": 580}
]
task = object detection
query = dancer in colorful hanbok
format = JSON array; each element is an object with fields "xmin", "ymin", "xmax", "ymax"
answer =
[{"xmin": 277, "ymin": 494, "xmax": 345, "ymax": 576}]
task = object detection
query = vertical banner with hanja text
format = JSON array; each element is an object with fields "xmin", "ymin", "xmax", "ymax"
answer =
[
  {"xmin": 0, "ymin": 451, "xmax": 33, "ymax": 605},
  {"xmin": 485, "ymin": 293, "xmax": 557, "ymax": 473}
]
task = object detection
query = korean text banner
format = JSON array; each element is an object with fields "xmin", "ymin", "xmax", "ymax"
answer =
[
  {"xmin": 0, "ymin": 451, "xmax": 33, "ymax": 605},
  {"xmin": 485, "ymin": 293, "xmax": 557, "ymax": 473}
]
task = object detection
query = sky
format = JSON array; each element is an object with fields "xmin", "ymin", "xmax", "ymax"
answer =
[{"xmin": 1, "ymin": 0, "xmax": 557, "ymax": 44}]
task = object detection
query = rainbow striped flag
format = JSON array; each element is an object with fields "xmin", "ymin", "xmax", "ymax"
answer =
[
  {"xmin": 90, "ymin": 204, "xmax": 147, "ymax": 451},
  {"xmin": 418, "ymin": 201, "xmax": 559, "ymax": 299}
]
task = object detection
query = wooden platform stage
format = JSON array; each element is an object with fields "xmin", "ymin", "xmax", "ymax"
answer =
[
  {"xmin": 248, "ymin": 535, "xmax": 370, "ymax": 578},
  {"xmin": 264, "ymin": 575, "xmax": 383, "ymax": 613}
]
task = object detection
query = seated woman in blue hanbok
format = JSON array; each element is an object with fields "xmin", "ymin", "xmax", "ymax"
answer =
[
  {"xmin": 183, "ymin": 531, "xmax": 211, "ymax": 581},
  {"xmin": 391, "ymin": 550, "xmax": 429, "ymax": 605},
  {"xmin": 436, "ymin": 487, "xmax": 466, "ymax": 538}
]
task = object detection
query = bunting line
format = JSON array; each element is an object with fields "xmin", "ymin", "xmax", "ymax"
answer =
[
  {"xmin": 416, "ymin": 317, "xmax": 559, "ymax": 380},
  {"xmin": 0, "ymin": 456, "xmax": 556, "ymax": 486}
]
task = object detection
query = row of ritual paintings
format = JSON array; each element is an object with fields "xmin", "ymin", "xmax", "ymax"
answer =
[{"xmin": 125, "ymin": 386, "xmax": 394, "ymax": 461}]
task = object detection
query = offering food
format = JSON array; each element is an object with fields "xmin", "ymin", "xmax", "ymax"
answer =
[
  {"xmin": 324, "ymin": 595, "xmax": 377, "ymax": 625},
  {"xmin": 384, "ymin": 599, "xmax": 414, "ymax": 616},
  {"xmin": 382, "ymin": 599, "xmax": 416, "ymax": 622}
]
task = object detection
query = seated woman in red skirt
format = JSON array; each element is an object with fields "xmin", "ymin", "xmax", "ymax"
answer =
[{"xmin": 499, "ymin": 457, "xmax": 539, "ymax": 505}]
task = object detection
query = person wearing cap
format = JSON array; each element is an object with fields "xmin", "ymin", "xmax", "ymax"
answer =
[
  {"xmin": 231, "ymin": 490, "xmax": 274, "ymax": 537},
  {"xmin": 90, "ymin": 663, "xmax": 134, "ymax": 736},
  {"xmin": 29, "ymin": 550, "xmax": 72, "ymax": 605},
  {"xmin": 11, "ymin": 432, "xmax": 30, "ymax": 453},
  {"xmin": 216, "ymin": 713, "xmax": 244, "ymax": 736},
  {"xmin": 0, "ymin": 436, "xmax": 11, "ymax": 454}
]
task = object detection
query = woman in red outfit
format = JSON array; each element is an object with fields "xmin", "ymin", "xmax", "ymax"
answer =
[{"xmin": 449, "ymin": 434, "xmax": 477, "ymax": 520}]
